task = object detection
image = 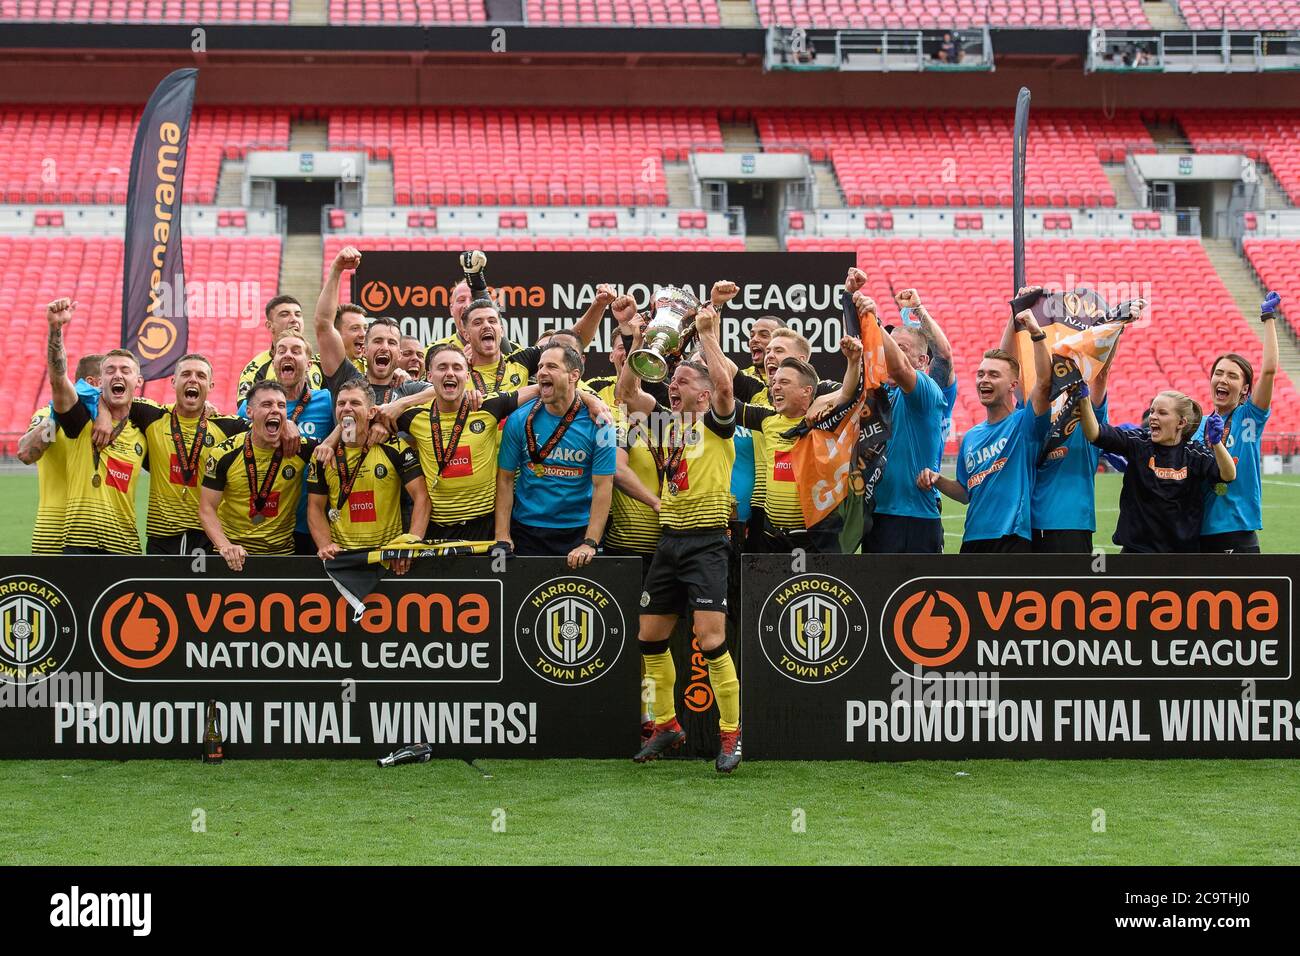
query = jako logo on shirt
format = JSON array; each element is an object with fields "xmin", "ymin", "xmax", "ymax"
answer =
[
  {"xmin": 550, "ymin": 447, "xmax": 587, "ymax": 464},
  {"xmin": 965, "ymin": 436, "xmax": 1008, "ymax": 473},
  {"xmin": 105, "ymin": 457, "xmax": 133, "ymax": 493},
  {"xmin": 773, "ymin": 450, "xmax": 795, "ymax": 482},
  {"xmin": 442, "ymin": 446, "xmax": 473, "ymax": 479},
  {"xmin": 349, "ymin": 490, "xmax": 377, "ymax": 522}
]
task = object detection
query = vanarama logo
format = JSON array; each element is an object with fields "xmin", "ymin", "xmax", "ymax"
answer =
[
  {"xmin": 515, "ymin": 577, "xmax": 624, "ymax": 686},
  {"xmin": 357, "ymin": 279, "xmax": 546, "ymax": 315},
  {"xmin": 881, "ymin": 576, "xmax": 1290, "ymax": 680},
  {"xmin": 0, "ymin": 575, "xmax": 76, "ymax": 686},
  {"xmin": 89, "ymin": 578, "xmax": 500, "ymax": 682},
  {"xmin": 758, "ymin": 574, "xmax": 868, "ymax": 684}
]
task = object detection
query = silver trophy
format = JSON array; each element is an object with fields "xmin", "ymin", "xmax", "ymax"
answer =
[{"xmin": 628, "ymin": 286, "xmax": 700, "ymax": 382}]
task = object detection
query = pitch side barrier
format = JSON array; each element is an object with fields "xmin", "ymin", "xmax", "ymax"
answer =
[{"xmin": 0, "ymin": 554, "xmax": 1295, "ymax": 759}]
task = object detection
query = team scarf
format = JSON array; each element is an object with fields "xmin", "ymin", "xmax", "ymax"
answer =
[
  {"xmin": 324, "ymin": 534, "xmax": 498, "ymax": 620},
  {"xmin": 783, "ymin": 290, "xmax": 891, "ymax": 527}
]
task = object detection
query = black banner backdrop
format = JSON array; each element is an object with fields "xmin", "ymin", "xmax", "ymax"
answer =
[
  {"xmin": 742, "ymin": 553, "xmax": 1300, "ymax": 759},
  {"xmin": 351, "ymin": 251, "xmax": 856, "ymax": 380},
  {"xmin": 121, "ymin": 68, "xmax": 197, "ymax": 380},
  {"xmin": 0, "ymin": 557, "xmax": 640, "ymax": 759}
]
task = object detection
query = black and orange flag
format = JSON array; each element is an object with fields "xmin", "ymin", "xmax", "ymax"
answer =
[{"xmin": 122, "ymin": 68, "xmax": 197, "ymax": 379}]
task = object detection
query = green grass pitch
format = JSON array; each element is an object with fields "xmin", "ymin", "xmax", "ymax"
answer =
[{"xmin": 2, "ymin": 470, "xmax": 1298, "ymax": 865}]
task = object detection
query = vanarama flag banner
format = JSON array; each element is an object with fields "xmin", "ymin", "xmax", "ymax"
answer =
[
  {"xmin": 790, "ymin": 291, "xmax": 890, "ymax": 527},
  {"xmin": 122, "ymin": 68, "xmax": 197, "ymax": 380},
  {"xmin": 1014, "ymin": 288, "xmax": 1143, "ymax": 465}
]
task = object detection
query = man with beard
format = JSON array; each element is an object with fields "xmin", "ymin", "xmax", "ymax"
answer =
[
  {"xmin": 399, "ymin": 335, "xmax": 425, "ymax": 378},
  {"xmin": 237, "ymin": 295, "xmax": 324, "ymax": 401},
  {"xmin": 494, "ymin": 343, "xmax": 616, "ymax": 563},
  {"xmin": 307, "ymin": 381, "xmax": 429, "ymax": 564},
  {"xmin": 44, "ymin": 300, "xmax": 148, "ymax": 554},
  {"xmin": 238, "ymin": 330, "xmax": 335, "ymax": 553},
  {"xmin": 1192, "ymin": 291, "xmax": 1281, "ymax": 553},
  {"xmin": 316, "ymin": 248, "xmax": 409, "ymax": 402},
  {"xmin": 202, "ymin": 381, "xmax": 320, "ymax": 567},
  {"xmin": 19, "ymin": 352, "xmax": 102, "ymax": 554},
  {"xmin": 120, "ymin": 354, "xmax": 273, "ymax": 555}
]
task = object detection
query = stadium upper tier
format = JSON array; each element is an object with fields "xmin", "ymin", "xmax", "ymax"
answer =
[
  {"xmin": 1176, "ymin": 0, "xmax": 1300, "ymax": 29},
  {"xmin": 758, "ymin": 108, "xmax": 1154, "ymax": 208},
  {"xmin": 1179, "ymin": 110, "xmax": 1300, "ymax": 211},
  {"xmin": 0, "ymin": 106, "xmax": 290, "ymax": 205},
  {"xmin": 0, "ymin": 0, "xmax": 291, "ymax": 20},
  {"xmin": 9, "ymin": 236, "xmax": 281, "ymax": 437},
  {"xmin": 328, "ymin": 108, "xmax": 724, "ymax": 207},
  {"xmin": 785, "ymin": 237, "xmax": 1299, "ymax": 436}
]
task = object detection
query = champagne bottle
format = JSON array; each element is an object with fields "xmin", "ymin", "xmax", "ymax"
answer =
[{"xmin": 203, "ymin": 700, "xmax": 223, "ymax": 764}]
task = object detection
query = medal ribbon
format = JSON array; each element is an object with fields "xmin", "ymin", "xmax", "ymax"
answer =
[
  {"xmin": 243, "ymin": 432, "xmax": 285, "ymax": 517},
  {"xmin": 288, "ymin": 384, "xmax": 310, "ymax": 423},
  {"xmin": 526, "ymin": 396, "xmax": 581, "ymax": 468},
  {"xmin": 470, "ymin": 357, "xmax": 506, "ymax": 395},
  {"xmin": 170, "ymin": 407, "xmax": 207, "ymax": 488},
  {"xmin": 91, "ymin": 416, "xmax": 130, "ymax": 479},
  {"xmin": 430, "ymin": 396, "xmax": 471, "ymax": 475},
  {"xmin": 334, "ymin": 445, "xmax": 367, "ymax": 512}
]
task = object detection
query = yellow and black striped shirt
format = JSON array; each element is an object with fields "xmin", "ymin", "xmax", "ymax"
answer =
[
  {"xmin": 398, "ymin": 392, "xmax": 520, "ymax": 525},
  {"xmin": 129, "ymin": 400, "xmax": 247, "ymax": 539},
  {"xmin": 203, "ymin": 435, "xmax": 316, "ymax": 555},
  {"xmin": 606, "ymin": 419, "xmax": 663, "ymax": 554},
  {"xmin": 740, "ymin": 403, "xmax": 806, "ymax": 530},
  {"xmin": 307, "ymin": 438, "xmax": 421, "ymax": 550},
  {"xmin": 29, "ymin": 407, "xmax": 66, "ymax": 555},
  {"xmin": 659, "ymin": 407, "xmax": 736, "ymax": 532},
  {"xmin": 55, "ymin": 401, "xmax": 147, "ymax": 554},
  {"xmin": 236, "ymin": 348, "xmax": 326, "ymax": 402}
]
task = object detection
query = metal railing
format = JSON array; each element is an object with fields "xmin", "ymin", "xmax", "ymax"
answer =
[
  {"xmin": 765, "ymin": 26, "xmax": 992, "ymax": 72},
  {"xmin": 1088, "ymin": 28, "xmax": 1300, "ymax": 72}
]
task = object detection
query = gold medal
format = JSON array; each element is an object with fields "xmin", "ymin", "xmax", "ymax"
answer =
[
  {"xmin": 532, "ymin": 463, "xmax": 546, "ymax": 477},
  {"xmin": 1214, "ymin": 482, "xmax": 1228, "ymax": 496},
  {"xmin": 180, "ymin": 486, "xmax": 189, "ymax": 498},
  {"xmin": 91, "ymin": 474, "xmax": 102, "ymax": 488},
  {"xmin": 250, "ymin": 513, "xmax": 265, "ymax": 525}
]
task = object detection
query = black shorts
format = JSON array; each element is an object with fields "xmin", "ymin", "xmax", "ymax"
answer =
[
  {"xmin": 1200, "ymin": 530, "xmax": 1261, "ymax": 554},
  {"xmin": 641, "ymin": 529, "xmax": 730, "ymax": 616},
  {"xmin": 428, "ymin": 513, "xmax": 494, "ymax": 544},
  {"xmin": 511, "ymin": 519, "xmax": 586, "ymax": 557},
  {"xmin": 1031, "ymin": 529, "xmax": 1093, "ymax": 554},
  {"xmin": 146, "ymin": 530, "xmax": 213, "ymax": 555},
  {"xmin": 864, "ymin": 512, "xmax": 944, "ymax": 554},
  {"xmin": 763, "ymin": 511, "xmax": 844, "ymax": 554},
  {"xmin": 961, "ymin": 534, "xmax": 1031, "ymax": 554}
]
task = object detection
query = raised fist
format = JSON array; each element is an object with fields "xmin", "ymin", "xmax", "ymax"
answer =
[
  {"xmin": 461, "ymin": 249, "xmax": 487, "ymax": 275},
  {"xmin": 710, "ymin": 280, "xmax": 739, "ymax": 308},
  {"xmin": 694, "ymin": 304, "xmax": 719, "ymax": 334},
  {"xmin": 894, "ymin": 288, "xmax": 921, "ymax": 309},
  {"xmin": 611, "ymin": 294, "xmax": 638, "ymax": 326},
  {"xmin": 840, "ymin": 335, "xmax": 863, "ymax": 359},
  {"xmin": 1204, "ymin": 411, "xmax": 1226, "ymax": 446},
  {"xmin": 845, "ymin": 268, "xmax": 868, "ymax": 294},
  {"xmin": 46, "ymin": 298, "xmax": 75, "ymax": 328},
  {"xmin": 1263, "ymin": 291, "xmax": 1281, "ymax": 315},
  {"xmin": 852, "ymin": 291, "xmax": 877, "ymax": 319},
  {"xmin": 594, "ymin": 284, "xmax": 617, "ymax": 309},
  {"xmin": 334, "ymin": 246, "xmax": 362, "ymax": 272}
]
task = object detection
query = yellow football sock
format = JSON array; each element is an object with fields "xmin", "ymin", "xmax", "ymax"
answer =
[
  {"xmin": 706, "ymin": 650, "xmax": 740, "ymax": 732},
  {"xmin": 640, "ymin": 648, "xmax": 677, "ymax": 725}
]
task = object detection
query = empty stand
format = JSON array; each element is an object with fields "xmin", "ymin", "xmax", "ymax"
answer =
[
  {"xmin": 0, "ymin": 107, "xmax": 290, "ymax": 205},
  {"xmin": 6, "ymin": 236, "xmax": 281, "ymax": 434},
  {"xmin": 329, "ymin": 108, "xmax": 723, "ymax": 207},
  {"xmin": 0, "ymin": 0, "xmax": 291, "ymax": 21},
  {"xmin": 752, "ymin": 0, "xmax": 1148, "ymax": 28},
  {"xmin": 1177, "ymin": 0, "xmax": 1300, "ymax": 29},
  {"xmin": 326, "ymin": 0, "xmax": 486, "ymax": 23},
  {"xmin": 784, "ymin": 237, "xmax": 1299, "ymax": 435},
  {"xmin": 756, "ymin": 109, "xmax": 1153, "ymax": 208},
  {"xmin": 1178, "ymin": 110, "xmax": 1300, "ymax": 205},
  {"xmin": 1244, "ymin": 239, "xmax": 1300, "ymax": 337},
  {"xmin": 525, "ymin": 0, "xmax": 720, "ymax": 24}
]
